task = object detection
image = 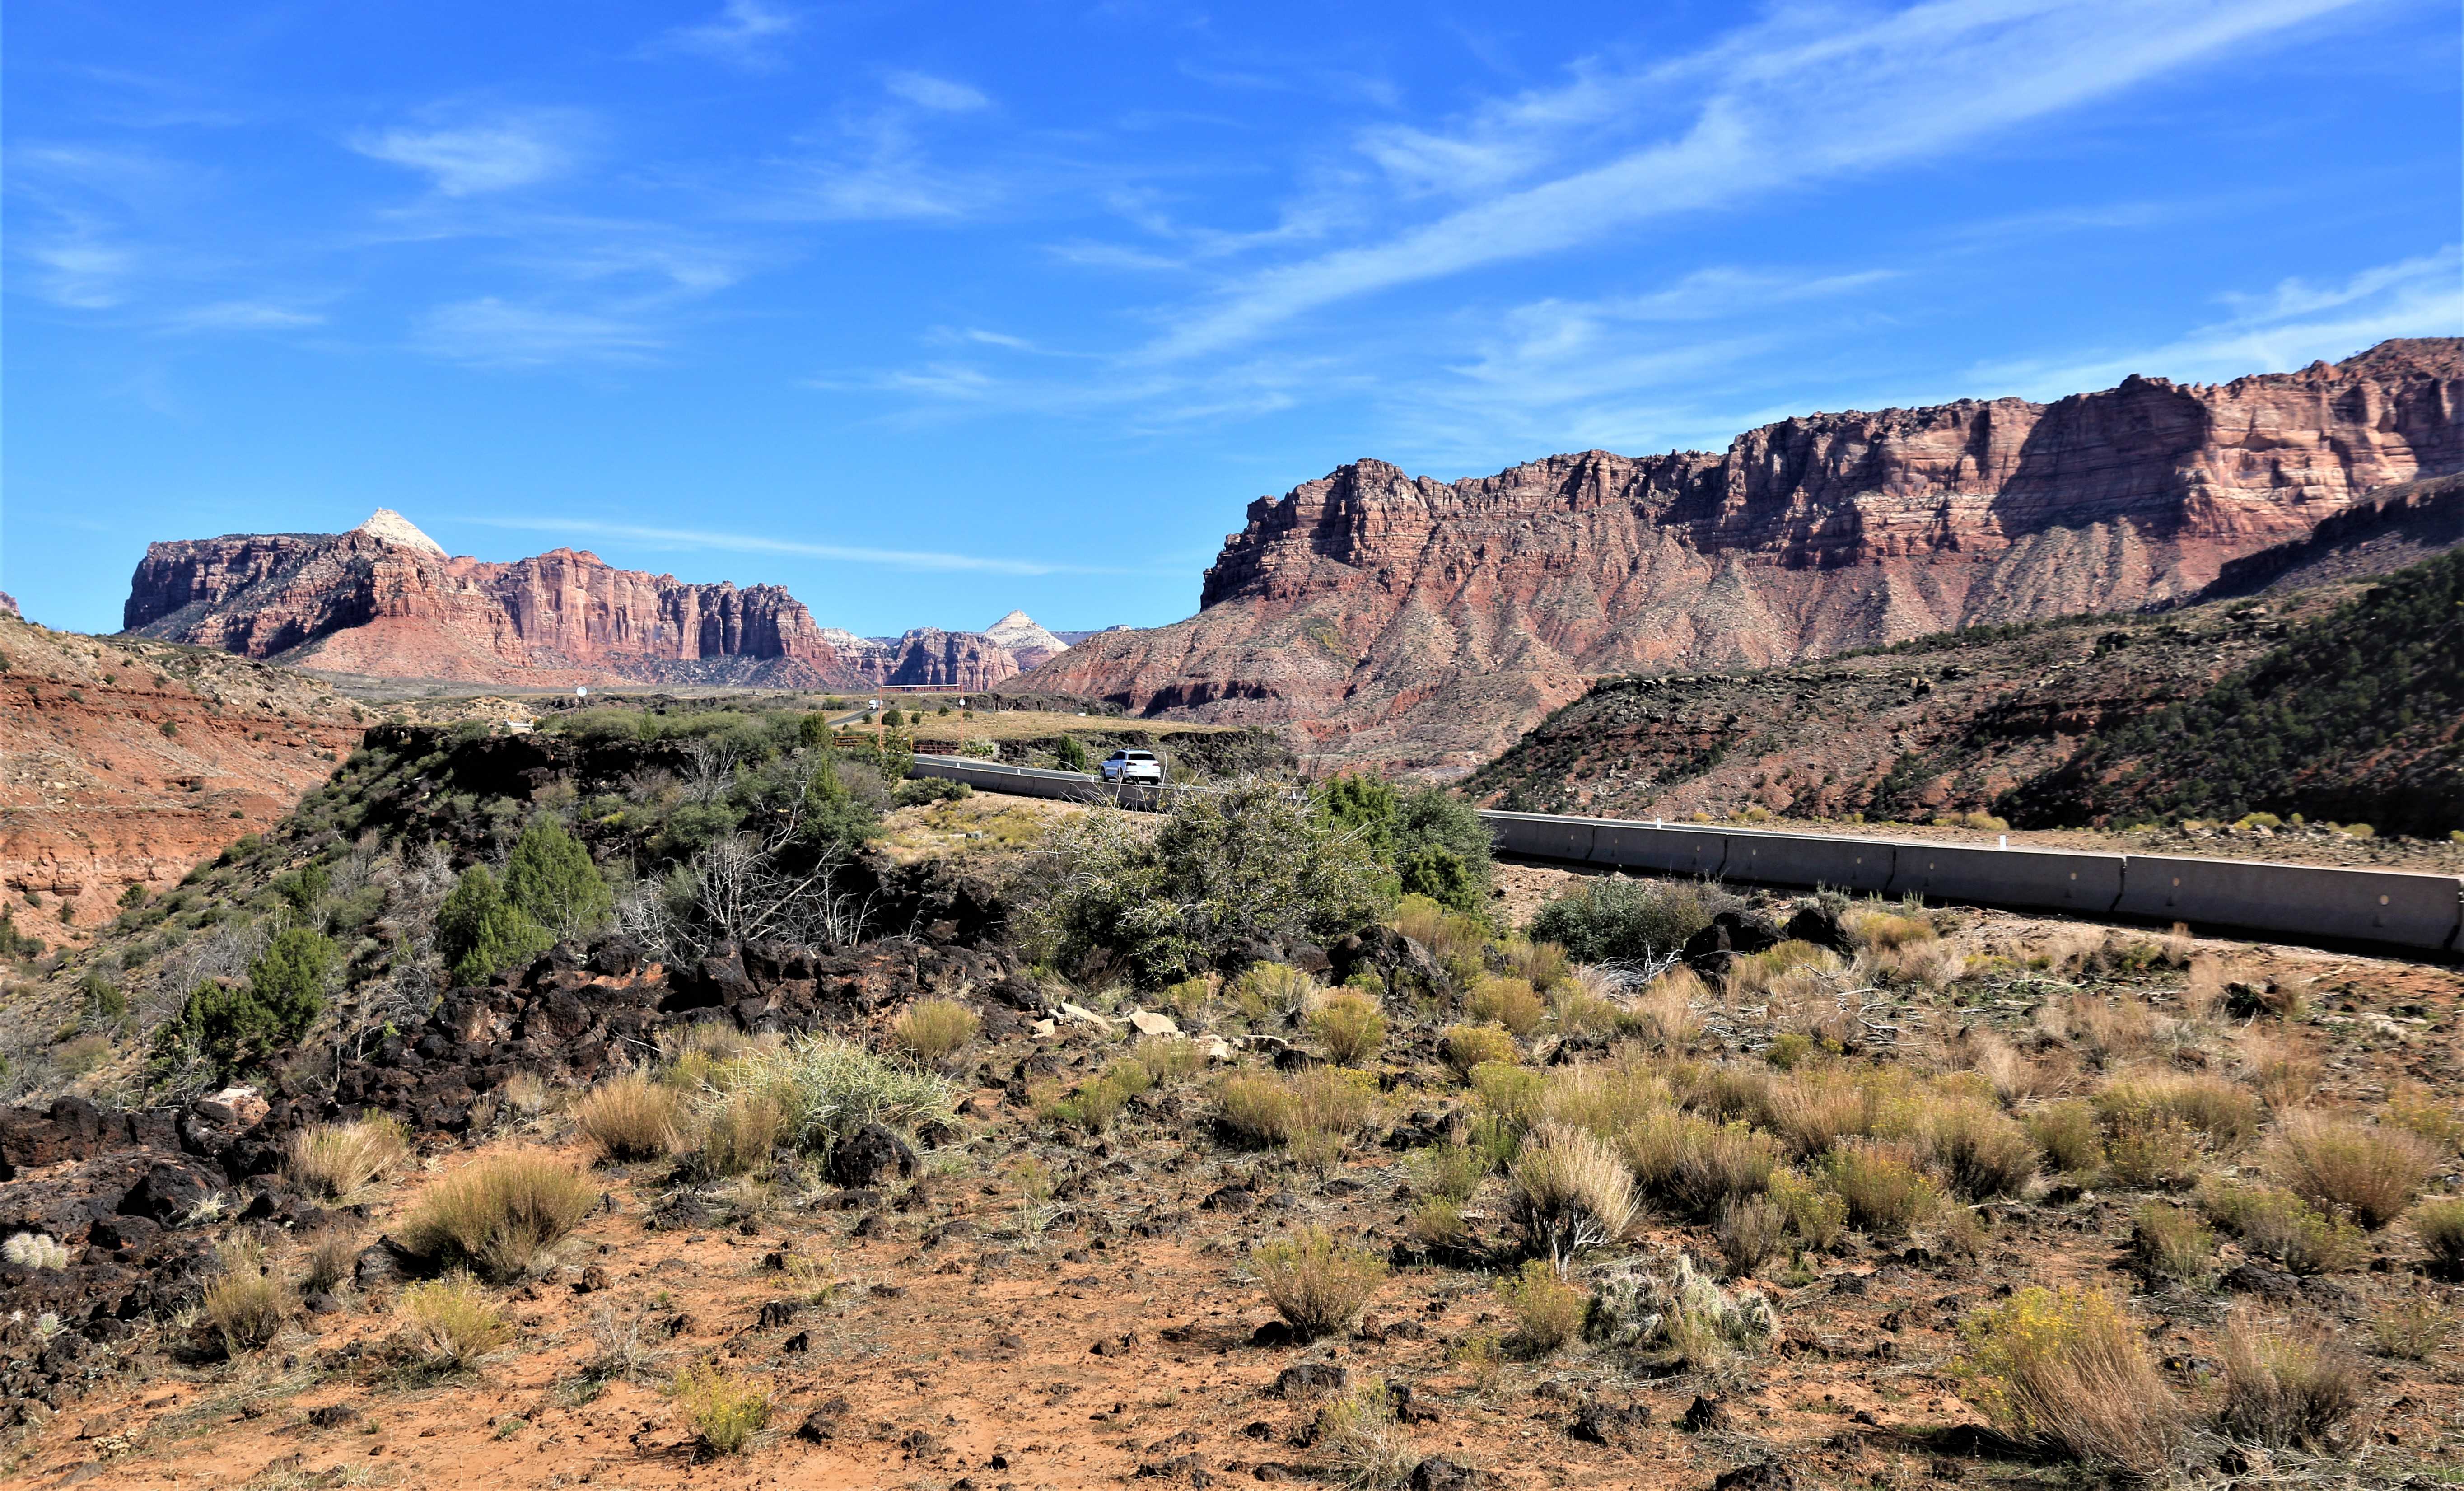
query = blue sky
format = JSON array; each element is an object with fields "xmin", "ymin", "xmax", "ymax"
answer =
[{"xmin": 5, "ymin": 0, "xmax": 2457, "ymax": 638}]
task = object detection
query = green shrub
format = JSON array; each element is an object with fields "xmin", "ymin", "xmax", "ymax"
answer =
[
  {"xmin": 1466, "ymin": 976, "xmax": 1545, "ymax": 1037},
  {"xmin": 671, "ymin": 1362, "xmax": 772, "ymax": 1455},
  {"xmin": 1022, "ymin": 777, "xmax": 1389, "ymax": 985},
  {"xmin": 1819, "ymin": 1140, "xmax": 1939, "ymax": 1236},
  {"xmin": 154, "ymin": 926, "xmax": 336, "ymax": 1081},
  {"xmin": 892, "ymin": 998, "xmax": 980, "ymax": 1067},
  {"xmin": 1442, "ymin": 1023, "xmax": 1518, "ymax": 1078},
  {"xmin": 399, "ymin": 1273, "xmax": 509, "ymax": 1371},
  {"xmin": 437, "ymin": 866, "xmax": 554, "ymax": 986},
  {"xmin": 2413, "ymin": 1197, "xmax": 2464, "ymax": 1273},
  {"xmin": 1528, "ymin": 877, "xmax": 1739, "ymax": 963},
  {"xmin": 504, "ymin": 817, "xmax": 613, "ymax": 937}
]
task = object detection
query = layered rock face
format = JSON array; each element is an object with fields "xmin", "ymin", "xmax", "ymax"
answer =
[
  {"xmin": 1029, "ymin": 338, "xmax": 2464, "ymax": 772},
  {"xmin": 122, "ymin": 512, "xmax": 1062, "ymax": 691}
]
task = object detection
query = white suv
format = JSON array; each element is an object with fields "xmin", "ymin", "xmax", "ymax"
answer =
[{"xmin": 1099, "ymin": 748, "xmax": 1164, "ymax": 785}]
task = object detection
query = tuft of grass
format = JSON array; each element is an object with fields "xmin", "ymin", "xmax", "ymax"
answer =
[
  {"xmin": 670, "ymin": 1361, "xmax": 772, "ymax": 1455},
  {"xmin": 285, "ymin": 1116, "xmax": 411, "ymax": 1200},
  {"xmin": 398, "ymin": 1273, "xmax": 509, "ymax": 1371},
  {"xmin": 1441, "ymin": 1024, "xmax": 1518, "ymax": 1079},
  {"xmin": 2268, "ymin": 1112, "xmax": 2438, "ymax": 1229},
  {"xmin": 1497, "ymin": 1260, "xmax": 1587, "ymax": 1356},
  {"xmin": 2200, "ymin": 1181, "xmax": 2365, "ymax": 1275},
  {"xmin": 2372, "ymin": 1298, "xmax": 2452, "ymax": 1361},
  {"xmin": 302, "ymin": 1230, "xmax": 359, "ymax": 1295},
  {"xmin": 1132, "ymin": 1033, "xmax": 1209, "ymax": 1082},
  {"xmin": 1621, "ymin": 965, "xmax": 1704, "ymax": 1048},
  {"xmin": 1848, "ymin": 910, "xmax": 1935, "ymax": 951},
  {"xmin": 1537, "ymin": 1056, "xmax": 1666, "ymax": 1140},
  {"xmin": 1218, "ymin": 1066, "xmax": 1375, "ymax": 1151},
  {"xmin": 687, "ymin": 1086, "xmax": 789, "ymax": 1179},
  {"xmin": 1819, "ymin": 1140, "xmax": 1939, "ymax": 1237},
  {"xmin": 2219, "ymin": 1319, "xmax": 2361, "ymax": 1450},
  {"xmin": 1501, "ymin": 939, "xmax": 1572, "ymax": 991},
  {"xmin": 2412, "ymin": 1197, "xmax": 2464, "ymax": 1274},
  {"xmin": 204, "ymin": 1238, "xmax": 290, "ymax": 1353},
  {"xmin": 1506, "ymin": 1123, "xmax": 1635, "ymax": 1268},
  {"xmin": 1768, "ymin": 1169, "xmax": 1846, "ymax": 1253},
  {"xmin": 1038, "ymin": 1058, "xmax": 1151, "ymax": 1134},
  {"xmin": 2027, "ymin": 1100, "xmax": 2105, "ymax": 1175},
  {"xmin": 1921, "ymin": 1098, "xmax": 2040, "ymax": 1201},
  {"xmin": 1467, "ymin": 977, "xmax": 1545, "ymax": 1037},
  {"xmin": 1958, "ymin": 1285, "xmax": 2181, "ymax": 1472},
  {"xmin": 575, "ymin": 1072, "xmax": 686, "ymax": 1163},
  {"xmin": 398, "ymin": 1149, "xmax": 597, "ymax": 1282},
  {"xmin": 1232, "ymin": 961, "xmax": 1324, "ymax": 1020},
  {"xmin": 1414, "ymin": 1142, "xmax": 1489, "ymax": 1204},
  {"xmin": 1308, "ymin": 990, "xmax": 1387, "ymax": 1066},
  {"xmin": 2128, "ymin": 1202, "xmax": 2212, "ymax": 1282},
  {"xmin": 2103, "ymin": 1117, "xmax": 2207, "ymax": 1190},
  {"xmin": 1314, "ymin": 1376, "xmax": 1414, "ymax": 1489},
  {"xmin": 1620, "ymin": 1112, "xmax": 1780, "ymax": 1219},
  {"xmin": 1253, "ymin": 1227, "xmax": 1386, "ymax": 1341},
  {"xmin": 2095, "ymin": 1071, "xmax": 2261, "ymax": 1152},
  {"xmin": 891, "ymin": 998, "xmax": 980, "ymax": 1068}
]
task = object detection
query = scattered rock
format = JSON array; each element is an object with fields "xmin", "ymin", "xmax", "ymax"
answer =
[
  {"xmin": 1274, "ymin": 1363, "xmax": 1347, "ymax": 1398},
  {"xmin": 191, "ymin": 1087, "xmax": 269, "ymax": 1129},
  {"xmin": 1409, "ymin": 1458, "xmax": 1480, "ymax": 1491},
  {"xmin": 829, "ymin": 1124, "xmax": 919, "ymax": 1188},
  {"xmin": 794, "ymin": 1397, "xmax": 851, "ymax": 1443},
  {"xmin": 1127, "ymin": 1010, "xmax": 1181, "ymax": 1037},
  {"xmin": 1712, "ymin": 1460, "xmax": 1802, "ymax": 1491},
  {"xmin": 1681, "ymin": 1395, "xmax": 1731, "ymax": 1433}
]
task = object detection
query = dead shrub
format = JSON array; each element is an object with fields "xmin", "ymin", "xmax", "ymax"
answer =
[
  {"xmin": 1307, "ymin": 990, "xmax": 1387, "ymax": 1066},
  {"xmin": 1252, "ymin": 1227, "xmax": 1386, "ymax": 1341},
  {"xmin": 302, "ymin": 1229, "xmax": 359, "ymax": 1295},
  {"xmin": 1508, "ymin": 1123, "xmax": 1636, "ymax": 1267},
  {"xmin": 1441, "ymin": 1023, "xmax": 1518, "ymax": 1079},
  {"xmin": 1848, "ymin": 910, "xmax": 1934, "ymax": 951},
  {"xmin": 1497, "ymin": 1259, "xmax": 1586, "ymax": 1356},
  {"xmin": 892, "ymin": 997, "xmax": 980, "ymax": 1068},
  {"xmin": 1819, "ymin": 1139, "xmax": 1939, "ymax": 1237},
  {"xmin": 2041, "ymin": 993, "xmax": 2158, "ymax": 1065},
  {"xmin": 1949, "ymin": 1028, "xmax": 2048, "ymax": 1106},
  {"xmin": 1960, "ymin": 1285, "xmax": 2181, "ymax": 1472},
  {"xmin": 1314, "ymin": 1375, "xmax": 1414, "ymax": 1488},
  {"xmin": 2237, "ymin": 1031, "xmax": 2319, "ymax": 1112},
  {"xmin": 1922, "ymin": 1098, "xmax": 2040, "ymax": 1200},
  {"xmin": 1763, "ymin": 1066, "xmax": 1896, "ymax": 1157},
  {"xmin": 575, "ymin": 1072, "xmax": 686, "ymax": 1163},
  {"xmin": 2219, "ymin": 1318, "xmax": 2361, "ymax": 1450},
  {"xmin": 204, "ymin": 1237, "xmax": 290, "ymax": 1353},
  {"xmin": 1725, "ymin": 939, "xmax": 1840, "ymax": 1002},
  {"xmin": 398, "ymin": 1272, "xmax": 509, "ymax": 1372},
  {"xmin": 1682, "ymin": 1062, "xmax": 1772, "ymax": 1125},
  {"xmin": 2268, "ymin": 1111, "xmax": 2437, "ymax": 1229},
  {"xmin": 398, "ymin": 1149, "xmax": 597, "ymax": 1281},
  {"xmin": 1878, "ymin": 939, "xmax": 1967, "ymax": 990},
  {"xmin": 1218, "ymin": 1066, "xmax": 1376, "ymax": 1151},
  {"xmin": 2372, "ymin": 1297, "xmax": 2452, "ymax": 1360},
  {"xmin": 1716, "ymin": 1194, "xmax": 1787, "ymax": 1277},
  {"xmin": 1467, "ymin": 976, "xmax": 1545, "ymax": 1037},
  {"xmin": 285, "ymin": 1116, "xmax": 411, "ymax": 1200}
]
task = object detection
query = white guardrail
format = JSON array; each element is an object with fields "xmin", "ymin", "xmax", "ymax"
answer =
[{"xmin": 909, "ymin": 756, "xmax": 2464, "ymax": 956}]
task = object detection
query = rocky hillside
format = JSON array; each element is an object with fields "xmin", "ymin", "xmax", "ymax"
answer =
[
  {"xmin": 124, "ymin": 511, "xmax": 1071, "ymax": 692},
  {"xmin": 1030, "ymin": 338, "xmax": 2464, "ymax": 772},
  {"xmin": 0, "ymin": 618, "xmax": 369, "ymax": 946},
  {"xmin": 1466, "ymin": 520, "xmax": 2464, "ymax": 841}
]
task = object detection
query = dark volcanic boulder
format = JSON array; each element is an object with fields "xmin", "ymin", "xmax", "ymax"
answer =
[
  {"xmin": 827, "ymin": 1123, "xmax": 917, "ymax": 1188},
  {"xmin": 117, "ymin": 1161, "xmax": 218, "ymax": 1226}
]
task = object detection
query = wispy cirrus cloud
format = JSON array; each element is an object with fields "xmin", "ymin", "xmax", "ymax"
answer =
[
  {"xmin": 461, "ymin": 515, "xmax": 1162, "ymax": 576},
  {"xmin": 1140, "ymin": 0, "xmax": 2369, "ymax": 360},
  {"xmin": 882, "ymin": 71, "xmax": 989, "ymax": 113},
  {"xmin": 166, "ymin": 300, "xmax": 327, "ymax": 332},
  {"xmin": 766, "ymin": 77, "xmax": 1006, "ymax": 222},
  {"xmin": 413, "ymin": 297, "xmax": 665, "ymax": 366},
  {"xmin": 657, "ymin": 1, "xmax": 802, "ymax": 71},
  {"xmin": 1968, "ymin": 246, "xmax": 2464, "ymax": 398},
  {"xmin": 349, "ymin": 109, "xmax": 583, "ymax": 196}
]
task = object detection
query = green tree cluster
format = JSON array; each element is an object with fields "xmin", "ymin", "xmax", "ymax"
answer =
[
  {"xmin": 437, "ymin": 818, "xmax": 613, "ymax": 984},
  {"xmin": 155, "ymin": 925, "xmax": 336, "ymax": 1081},
  {"xmin": 1319, "ymin": 771, "xmax": 1496, "ymax": 915}
]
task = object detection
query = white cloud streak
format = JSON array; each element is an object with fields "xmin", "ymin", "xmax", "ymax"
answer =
[
  {"xmin": 883, "ymin": 71, "xmax": 989, "ymax": 112},
  {"xmin": 661, "ymin": 1, "xmax": 803, "ymax": 71},
  {"xmin": 1144, "ymin": 0, "xmax": 2367, "ymax": 360},
  {"xmin": 350, "ymin": 111, "xmax": 580, "ymax": 196},
  {"xmin": 461, "ymin": 516, "xmax": 1160, "ymax": 576}
]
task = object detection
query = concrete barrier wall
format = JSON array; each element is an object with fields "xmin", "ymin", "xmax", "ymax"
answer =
[
  {"xmin": 913, "ymin": 757, "xmax": 2463, "ymax": 954},
  {"xmin": 2116, "ymin": 854, "xmax": 2463, "ymax": 952}
]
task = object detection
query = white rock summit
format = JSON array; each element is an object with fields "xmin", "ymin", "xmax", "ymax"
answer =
[{"xmin": 353, "ymin": 509, "xmax": 449, "ymax": 557}]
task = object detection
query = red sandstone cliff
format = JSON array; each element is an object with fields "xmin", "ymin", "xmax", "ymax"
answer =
[
  {"xmin": 1024, "ymin": 337, "xmax": 2464, "ymax": 772},
  {"xmin": 121, "ymin": 513, "xmax": 1051, "ymax": 692}
]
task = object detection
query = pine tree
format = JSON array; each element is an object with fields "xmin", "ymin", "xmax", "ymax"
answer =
[
  {"xmin": 504, "ymin": 818, "xmax": 613, "ymax": 937},
  {"xmin": 437, "ymin": 866, "xmax": 554, "ymax": 986}
]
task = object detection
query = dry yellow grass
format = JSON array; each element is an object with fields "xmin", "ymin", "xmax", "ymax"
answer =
[
  {"xmin": 1467, "ymin": 976, "xmax": 1546, "ymax": 1037},
  {"xmin": 575, "ymin": 1072, "xmax": 687, "ymax": 1163},
  {"xmin": 1252, "ymin": 1227, "xmax": 1386, "ymax": 1341},
  {"xmin": 2269, "ymin": 1112, "xmax": 2439, "ymax": 1229},
  {"xmin": 398, "ymin": 1149, "xmax": 597, "ymax": 1281},
  {"xmin": 398, "ymin": 1273, "xmax": 510, "ymax": 1372},
  {"xmin": 1960, "ymin": 1285, "xmax": 2181, "ymax": 1472},
  {"xmin": 284, "ymin": 1116, "xmax": 411, "ymax": 1200},
  {"xmin": 892, "ymin": 997, "xmax": 980, "ymax": 1067}
]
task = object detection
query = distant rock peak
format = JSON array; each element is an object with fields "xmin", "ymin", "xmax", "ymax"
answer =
[{"xmin": 352, "ymin": 509, "xmax": 448, "ymax": 557}]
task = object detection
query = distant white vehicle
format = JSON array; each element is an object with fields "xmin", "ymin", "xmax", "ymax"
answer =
[{"xmin": 1099, "ymin": 748, "xmax": 1163, "ymax": 785}]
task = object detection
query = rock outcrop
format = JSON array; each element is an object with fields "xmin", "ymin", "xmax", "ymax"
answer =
[
  {"xmin": 1027, "ymin": 338, "xmax": 2464, "ymax": 772},
  {"xmin": 122, "ymin": 512, "xmax": 1073, "ymax": 692}
]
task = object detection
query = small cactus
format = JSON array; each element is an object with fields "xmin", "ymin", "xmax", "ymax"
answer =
[{"xmin": 4, "ymin": 1232, "xmax": 71, "ymax": 1271}]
